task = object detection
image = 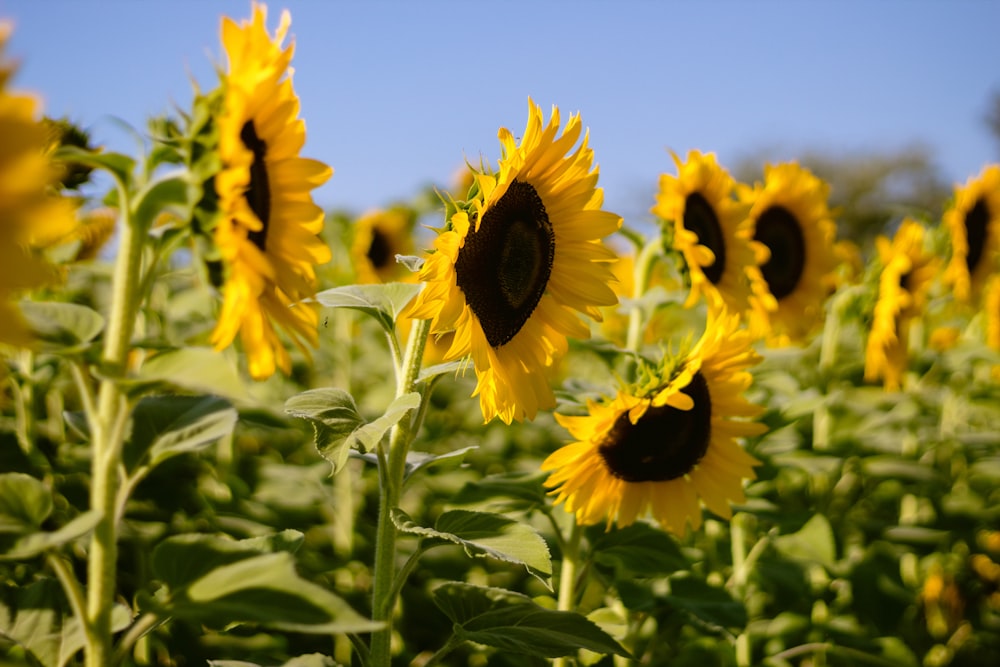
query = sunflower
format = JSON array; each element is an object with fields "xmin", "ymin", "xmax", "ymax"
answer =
[
  {"xmin": 542, "ymin": 310, "xmax": 766, "ymax": 536},
  {"xmin": 864, "ymin": 219, "xmax": 939, "ymax": 391},
  {"xmin": 406, "ymin": 99, "xmax": 620, "ymax": 424},
  {"xmin": 652, "ymin": 150, "xmax": 763, "ymax": 317},
  {"xmin": 210, "ymin": 3, "xmax": 332, "ymax": 380},
  {"xmin": 942, "ymin": 165, "xmax": 1000, "ymax": 304},
  {"xmin": 0, "ymin": 23, "xmax": 76, "ymax": 346},
  {"xmin": 350, "ymin": 208, "xmax": 416, "ymax": 284},
  {"xmin": 740, "ymin": 162, "xmax": 839, "ymax": 345}
]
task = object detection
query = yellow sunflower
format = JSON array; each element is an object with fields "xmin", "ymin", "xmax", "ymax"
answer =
[
  {"xmin": 652, "ymin": 150, "xmax": 763, "ymax": 317},
  {"xmin": 864, "ymin": 219, "xmax": 939, "ymax": 391},
  {"xmin": 0, "ymin": 23, "xmax": 76, "ymax": 346},
  {"xmin": 350, "ymin": 208, "xmax": 416, "ymax": 284},
  {"xmin": 211, "ymin": 3, "xmax": 332, "ymax": 380},
  {"xmin": 406, "ymin": 99, "xmax": 620, "ymax": 424},
  {"xmin": 741, "ymin": 162, "xmax": 839, "ymax": 345},
  {"xmin": 542, "ymin": 309, "xmax": 766, "ymax": 536},
  {"xmin": 942, "ymin": 164, "xmax": 1000, "ymax": 304}
]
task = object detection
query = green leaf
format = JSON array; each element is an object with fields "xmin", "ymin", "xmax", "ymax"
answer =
[
  {"xmin": 393, "ymin": 509, "xmax": 552, "ymax": 583},
  {"xmin": 587, "ymin": 522, "xmax": 689, "ymax": 577},
  {"xmin": 285, "ymin": 388, "xmax": 364, "ymax": 475},
  {"xmin": 52, "ymin": 146, "xmax": 134, "ymax": 189},
  {"xmin": 56, "ymin": 605, "xmax": 132, "ymax": 667},
  {"xmin": 861, "ymin": 456, "xmax": 940, "ymax": 482},
  {"xmin": 208, "ymin": 656, "xmax": 337, "ymax": 667},
  {"xmin": 0, "ymin": 579, "xmax": 130, "ymax": 667},
  {"xmin": 665, "ymin": 574, "xmax": 747, "ymax": 630},
  {"xmin": 432, "ymin": 583, "xmax": 629, "ymax": 659},
  {"xmin": 286, "ymin": 389, "xmax": 419, "ymax": 475},
  {"xmin": 772, "ymin": 513, "xmax": 837, "ymax": 567},
  {"xmin": 1, "ymin": 511, "xmax": 100, "ymax": 561},
  {"xmin": 123, "ymin": 395, "xmax": 237, "ymax": 472},
  {"xmin": 173, "ymin": 552, "xmax": 380, "ymax": 634},
  {"xmin": 134, "ymin": 348, "xmax": 250, "ymax": 401},
  {"xmin": 451, "ymin": 471, "xmax": 550, "ymax": 512},
  {"xmin": 314, "ymin": 283, "xmax": 422, "ymax": 333},
  {"xmin": 402, "ymin": 446, "xmax": 478, "ymax": 486},
  {"xmin": 349, "ymin": 392, "xmax": 420, "ymax": 453},
  {"xmin": 0, "ymin": 473, "xmax": 52, "ymax": 534},
  {"xmin": 151, "ymin": 532, "xmax": 300, "ymax": 591},
  {"xmin": 16, "ymin": 302, "xmax": 104, "ymax": 352},
  {"xmin": 131, "ymin": 171, "xmax": 191, "ymax": 231},
  {"xmin": 151, "ymin": 531, "xmax": 377, "ymax": 634}
]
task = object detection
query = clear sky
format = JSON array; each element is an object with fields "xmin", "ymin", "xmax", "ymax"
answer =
[{"xmin": 4, "ymin": 0, "xmax": 1000, "ymax": 226}]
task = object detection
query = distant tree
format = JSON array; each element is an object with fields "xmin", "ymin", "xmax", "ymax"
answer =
[{"xmin": 733, "ymin": 144, "xmax": 951, "ymax": 251}]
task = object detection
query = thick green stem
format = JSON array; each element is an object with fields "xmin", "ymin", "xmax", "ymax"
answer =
[
  {"xmin": 553, "ymin": 521, "xmax": 583, "ymax": 667},
  {"xmin": 814, "ymin": 288, "xmax": 847, "ymax": 452},
  {"xmin": 85, "ymin": 208, "xmax": 145, "ymax": 667},
  {"xmin": 369, "ymin": 317, "xmax": 430, "ymax": 666}
]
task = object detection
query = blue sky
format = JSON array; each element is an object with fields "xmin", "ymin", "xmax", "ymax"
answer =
[{"xmin": 5, "ymin": 0, "xmax": 1000, "ymax": 226}]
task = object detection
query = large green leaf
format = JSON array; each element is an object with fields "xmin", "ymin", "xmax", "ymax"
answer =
[
  {"xmin": 133, "ymin": 348, "xmax": 250, "ymax": 401},
  {"xmin": 450, "ymin": 471, "xmax": 550, "ymax": 512},
  {"xmin": 315, "ymin": 283, "xmax": 423, "ymax": 333},
  {"xmin": 285, "ymin": 388, "xmax": 419, "ymax": 475},
  {"xmin": 0, "ymin": 473, "xmax": 52, "ymax": 534},
  {"xmin": 131, "ymin": 171, "xmax": 191, "ymax": 231},
  {"xmin": 664, "ymin": 574, "xmax": 747, "ymax": 630},
  {"xmin": 208, "ymin": 655, "xmax": 337, "ymax": 667},
  {"xmin": 1, "ymin": 511, "xmax": 100, "ymax": 561},
  {"xmin": 52, "ymin": 146, "xmax": 134, "ymax": 189},
  {"xmin": 123, "ymin": 395, "xmax": 238, "ymax": 472},
  {"xmin": 772, "ymin": 513, "xmax": 837, "ymax": 567},
  {"xmin": 393, "ymin": 509, "xmax": 551, "ymax": 583},
  {"xmin": 432, "ymin": 583, "xmax": 629, "ymax": 659},
  {"xmin": 587, "ymin": 522, "xmax": 689, "ymax": 577},
  {"xmin": 0, "ymin": 578, "xmax": 131, "ymax": 667},
  {"xmin": 286, "ymin": 388, "xmax": 363, "ymax": 475},
  {"xmin": 172, "ymin": 552, "xmax": 379, "ymax": 633},
  {"xmin": 150, "ymin": 532, "xmax": 377, "ymax": 634},
  {"xmin": 16, "ymin": 302, "xmax": 104, "ymax": 353}
]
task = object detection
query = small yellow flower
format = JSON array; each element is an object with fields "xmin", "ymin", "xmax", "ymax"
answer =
[{"xmin": 350, "ymin": 208, "xmax": 416, "ymax": 284}]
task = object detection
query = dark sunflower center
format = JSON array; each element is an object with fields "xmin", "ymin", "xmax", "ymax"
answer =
[
  {"xmin": 598, "ymin": 373, "xmax": 712, "ymax": 483},
  {"xmin": 683, "ymin": 192, "xmax": 726, "ymax": 284},
  {"xmin": 367, "ymin": 228, "xmax": 392, "ymax": 269},
  {"xmin": 964, "ymin": 197, "xmax": 989, "ymax": 275},
  {"xmin": 453, "ymin": 180, "xmax": 555, "ymax": 347},
  {"xmin": 754, "ymin": 205, "xmax": 806, "ymax": 300},
  {"xmin": 240, "ymin": 120, "xmax": 271, "ymax": 251}
]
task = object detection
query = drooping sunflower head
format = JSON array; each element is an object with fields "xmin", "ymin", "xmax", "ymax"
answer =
[
  {"xmin": 0, "ymin": 22, "xmax": 77, "ymax": 346},
  {"xmin": 542, "ymin": 309, "xmax": 766, "ymax": 536},
  {"xmin": 741, "ymin": 162, "xmax": 839, "ymax": 345},
  {"xmin": 652, "ymin": 150, "xmax": 763, "ymax": 317},
  {"xmin": 407, "ymin": 99, "xmax": 621, "ymax": 423},
  {"xmin": 864, "ymin": 219, "xmax": 939, "ymax": 391},
  {"xmin": 350, "ymin": 208, "xmax": 417, "ymax": 284},
  {"xmin": 942, "ymin": 164, "xmax": 1000, "ymax": 304},
  {"xmin": 210, "ymin": 3, "xmax": 333, "ymax": 380}
]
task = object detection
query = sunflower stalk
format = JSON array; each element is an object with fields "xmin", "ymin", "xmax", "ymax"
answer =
[
  {"xmin": 84, "ymin": 199, "xmax": 146, "ymax": 667},
  {"xmin": 370, "ymin": 316, "xmax": 431, "ymax": 666},
  {"xmin": 625, "ymin": 235, "xmax": 663, "ymax": 362}
]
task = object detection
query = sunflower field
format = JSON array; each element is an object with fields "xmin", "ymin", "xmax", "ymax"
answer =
[{"xmin": 2, "ymin": 4, "xmax": 999, "ymax": 667}]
